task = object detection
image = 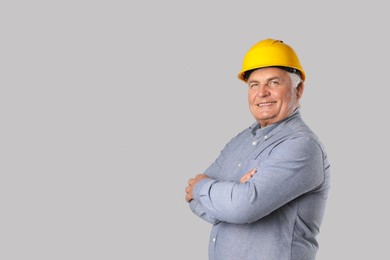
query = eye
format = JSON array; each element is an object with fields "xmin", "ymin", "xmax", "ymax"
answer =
[
  {"xmin": 249, "ymin": 83, "xmax": 258, "ymax": 89},
  {"xmin": 268, "ymin": 80, "xmax": 280, "ymax": 87}
]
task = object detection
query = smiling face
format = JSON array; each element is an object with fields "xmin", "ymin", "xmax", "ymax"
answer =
[{"xmin": 247, "ymin": 67, "xmax": 304, "ymax": 127}]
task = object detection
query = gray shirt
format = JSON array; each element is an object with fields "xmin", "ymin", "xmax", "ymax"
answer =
[{"xmin": 189, "ymin": 110, "xmax": 330, "ymax": 260}]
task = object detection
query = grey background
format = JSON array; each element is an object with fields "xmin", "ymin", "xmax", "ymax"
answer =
[{"xmin": 1, "ymin": 1, "xmax": 389, "ymax": 259}]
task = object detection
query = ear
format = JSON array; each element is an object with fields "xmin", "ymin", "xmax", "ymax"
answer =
[{"xmin": 296, "ymin": 82, "xmax": 305, "ymax": 100}]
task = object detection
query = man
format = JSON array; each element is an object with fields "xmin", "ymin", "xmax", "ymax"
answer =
[{"xmin": 185, "ymin": 39, "xmax": 330, "ymax": 260}]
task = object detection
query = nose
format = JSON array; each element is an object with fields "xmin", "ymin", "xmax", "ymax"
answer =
[{"xmin": 255, "ymin": 84, "xmax": 270, "ymax": 98}]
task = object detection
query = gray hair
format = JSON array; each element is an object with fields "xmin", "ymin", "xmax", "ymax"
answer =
[{"xmin": 288, "ymin": 72, "xmax": 302, "ymax": 88}]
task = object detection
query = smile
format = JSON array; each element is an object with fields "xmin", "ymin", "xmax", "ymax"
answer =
[{"xmin": 257, "ymin": 102, "xmax": 276, "ymax": 107}]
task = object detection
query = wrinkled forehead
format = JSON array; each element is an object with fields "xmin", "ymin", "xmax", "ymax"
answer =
[
  {"xmin": 247, "ymin": 67, "xmax": 290, "ymax": 80},
  {"xmin": 244, "ymin": 66, "xmax": 301, "ymax": 82},
  {"xmin": 247, "ymin": 67, "xmax": 302, "ymax": 88}
]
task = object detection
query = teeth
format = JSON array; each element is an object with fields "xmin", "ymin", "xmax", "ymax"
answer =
[{"xmin": 257, "ymin": 102, "xmax": 273, "ymax": 107}]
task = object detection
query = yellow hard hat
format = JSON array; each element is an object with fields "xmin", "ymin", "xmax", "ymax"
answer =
[{"xmin": 238, "ymin": 39, "xmax": 306, "ymax": 82}]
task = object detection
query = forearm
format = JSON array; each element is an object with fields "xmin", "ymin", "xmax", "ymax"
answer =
[
  {"xmin": 192, "ymin": 138, "xmax": 326, "ymax": 224},
  {"xmin": 193, "ymin": 178, "xmax": 258, "ymax": 224},
  {"xmin": 189, "ymin": 199, "xmax": 221, "ymax": 225}
]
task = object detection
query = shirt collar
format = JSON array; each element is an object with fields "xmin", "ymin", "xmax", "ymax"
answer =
[{"xmin": 249, "ymin": 108, "xmax": 301, "ymax": 137}]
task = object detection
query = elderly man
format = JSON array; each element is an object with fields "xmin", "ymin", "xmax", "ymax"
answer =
[{"xmin": 185, "ymin": 39, "xmax": 330, "ymax": 260}]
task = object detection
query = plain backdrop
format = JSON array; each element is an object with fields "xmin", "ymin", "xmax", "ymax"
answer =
[{"xmin": 1, "ymin": 1, "xmax": 389, "ymax": 259}]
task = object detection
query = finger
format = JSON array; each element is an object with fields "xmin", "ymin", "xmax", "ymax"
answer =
[
  {"xmin": 249, "ymin": 168, "xmax": 257, "ymax": 175},
  {"xmin": 185, "ymin": 192, "xmax": 193, "ymax": 202},
  {"xmin": 240, "ymin": 169, "xmax": 257, "ymax": 183},
  {"xmin": 186, "ymin": 185, "xmax": 192, "ymax": 192},
  {"xmin": 240, "ymin": 174, "xmax": 250, "ymax": 183}
]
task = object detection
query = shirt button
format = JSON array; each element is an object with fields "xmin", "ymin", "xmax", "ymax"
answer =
[
  {"xmin": 252, "ymin": 141, "xmax": 257, "ymax": 145},
  {"xmin": 264, "ymin": 135, "xmax": 268, "ymax": 140},
  {"xmin": 212, "ymin": 238, "xmax": 216, "ymax": 242},
  {"xmin": 238, "ymin": 163, "xmax": 241, "ymax": 167}
]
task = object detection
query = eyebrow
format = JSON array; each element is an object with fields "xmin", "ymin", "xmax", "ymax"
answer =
[{"xmin": 247, "ymin": 76, "xmax": 282, "ymax": 85}]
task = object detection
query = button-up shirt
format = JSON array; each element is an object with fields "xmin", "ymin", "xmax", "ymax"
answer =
[{"xmin": 189, "ymin": 109, "xmax": 330, "ymax": 260}]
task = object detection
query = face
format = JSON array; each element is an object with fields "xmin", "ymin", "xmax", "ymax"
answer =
[{"xmin": 247, "ymin": 67, "xmax": 304, "ymax": 127}]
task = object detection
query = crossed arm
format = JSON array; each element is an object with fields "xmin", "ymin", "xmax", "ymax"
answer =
[{"xmin": 185, "ymin": 168, "xmax": 257, "ymax": 202}]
